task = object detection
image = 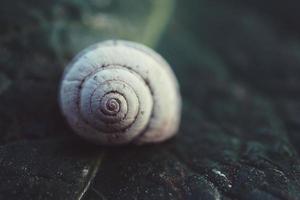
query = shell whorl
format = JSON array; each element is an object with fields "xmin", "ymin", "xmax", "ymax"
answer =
[
  {"xmin": 60, "ymin": 40, "xmax": 181, "ymax": 145},
  {"xmin": 80, "ymin": 67, "xmax": 153, "ymax": 136}
]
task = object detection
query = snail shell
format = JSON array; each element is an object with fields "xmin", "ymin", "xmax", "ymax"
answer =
[{"xmin": 59, "ymin": 40, "xmax": 181, "ymax": 145}]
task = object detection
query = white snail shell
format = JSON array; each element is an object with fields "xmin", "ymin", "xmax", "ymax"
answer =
[{"xmin": 59, "ymin": 40, "xmax": 181, "ymax": 145}]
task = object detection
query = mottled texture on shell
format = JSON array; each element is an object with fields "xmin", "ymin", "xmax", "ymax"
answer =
[{"xmin": 59, "ymin": 40, "xmax": 181, "ymax": 145}]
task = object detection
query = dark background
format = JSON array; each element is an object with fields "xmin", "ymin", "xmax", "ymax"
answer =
[{"xmin": 0, "ymin": 0, "xmax": 300, "ymax": 199}]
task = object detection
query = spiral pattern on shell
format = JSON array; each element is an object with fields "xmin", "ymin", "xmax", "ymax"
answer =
[{"xmin": 59, "ymin": 40, "xmax": 181, "ymax": 145}]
